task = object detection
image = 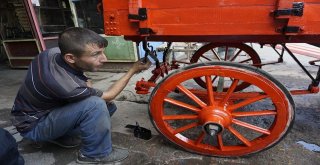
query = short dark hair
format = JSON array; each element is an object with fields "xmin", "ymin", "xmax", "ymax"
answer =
[{"xmin": 58, "ymin": 27, "xmax": 108, "ymax": 57}]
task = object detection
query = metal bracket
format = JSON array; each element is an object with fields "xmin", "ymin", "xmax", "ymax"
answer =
[
  {"xmin": 282, "ymin": 44, "xmax": 318, "ymax": 86},
  {"xmin": 274, "ymin": 2, "xmax": 304, "ymax": 17},
  {"xmin": 277, "ymin": 26, "xmax": 301, "ymax": 33},
  {"xmin": 125, "ymin": 122, "xmax": 152, "ymax": 140},
  {"xmin": 128, "ymin": 8, "xmax": 147, "ymax": 20},
  {"xmin": 139, "ymin": 28, "xmax": 154, "ymax": 35},
  {"xmin": 313, "ymin": 67, "xmax": 320, "ymax": 87}
]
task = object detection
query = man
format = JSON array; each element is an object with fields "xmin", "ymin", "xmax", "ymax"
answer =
[
  {"xmin": 0, "ymin": 128, "xmax": 24, "ymax": 165},
  {"xmin": 11, "ymin": 27, "xmax": 151, "ymax": 164}
]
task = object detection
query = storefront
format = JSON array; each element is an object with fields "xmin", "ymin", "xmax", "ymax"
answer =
[{"xmin": 0, "ymin": 0, "xmax": 138, "ymax": 68}]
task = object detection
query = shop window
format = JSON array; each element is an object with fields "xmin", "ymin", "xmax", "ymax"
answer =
[
  {"xmin": 32, "ymin": 0, "xmax": 75, "ymax": 36},
  {"xmin": 31, "ymin": 0, "xmax": 104, "ymax": 35},
  {"xmin": 0, "ymin": 0, "xmax": 33, "ymax": 40},
  {"xmin": 71, "ymin": 0, "xmax": 104, "ymax": 34}
]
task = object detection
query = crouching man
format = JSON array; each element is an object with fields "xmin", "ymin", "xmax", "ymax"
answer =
[{"xmin": 11, "ymin": 27, "xmax": 151, "ymax": 164}]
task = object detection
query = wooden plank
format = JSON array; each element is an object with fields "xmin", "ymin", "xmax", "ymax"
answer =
[{"xmin": 275, "ymin": 43, "xmax": 320, "ymax": 59}]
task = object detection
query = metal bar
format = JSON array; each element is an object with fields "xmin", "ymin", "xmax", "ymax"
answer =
[
  {"xmin": 157, "ymin": 48, "xmax": 196, "ymax": 53},
  {"xmin": 172, "ymin": 60, "xmax": 191, "ymax": 64},
  {"xmin": 313, "ymin": 67, "xmax": 320, "ymax": 86},
  {"xmin": 69, "ymin": 0, "xmax": 79, "ymax": 27},
  {"xmin": 142, "ymin": 40, "xmax": 159, "ymax": 67},
  {"xmin": 290, "ymin": 89, "xmax": 318, "ymax": 95},
  {"xmin": 23, "ymin": 0, "xmax": 46, "ymax": 51},
  {"xmin": 271, "ymin": 45, "xmax": 284, "ymax": 63},
  {"xmin": 282, "ymin": 44, "xmax": 315, "ymax": 82},
  {"xmin": 162, "ymin": 42, "xmax": 172, "ymax": 63}
]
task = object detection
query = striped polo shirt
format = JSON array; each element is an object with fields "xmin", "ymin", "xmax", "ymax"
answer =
[{"xmin": 11, "ymin": 47, "xmax": 103, "ymax": 133}]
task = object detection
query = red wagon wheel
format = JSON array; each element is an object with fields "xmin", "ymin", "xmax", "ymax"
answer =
[
  {"xmin": 190, "ymin": 43, "xmax": 261, "ymax": 91},
  {"xmin": 149, "ymin": 62, "xmax": 294, "ymax": 157}
]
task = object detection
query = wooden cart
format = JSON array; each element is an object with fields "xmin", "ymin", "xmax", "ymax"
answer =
[{"xmin": 102, "ymin": 0, "xmax": 320, "ymax": 157}]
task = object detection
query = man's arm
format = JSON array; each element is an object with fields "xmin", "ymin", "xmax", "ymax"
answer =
[{"xmin": 101, "ymin": 60, "xmax": 151, "ymax": 101}]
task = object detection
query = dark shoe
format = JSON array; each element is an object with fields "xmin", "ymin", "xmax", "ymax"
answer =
[
  {"xmin": 30, "ymin": 141, "xmax": 44, "ymax": 149},
  {"xmin": 48, "ymin": 135, "xmax": 81, "ymax": 148},
  {"xmin": 76, "ymin": 147, "xmax": 129, "ymax": 164}
]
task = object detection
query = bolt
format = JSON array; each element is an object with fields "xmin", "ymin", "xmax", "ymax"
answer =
[
  {"xmin": 204, "ymin": 124, "xmax": 222, "ymax": 136},
  {"xmin": 208, "ymin": 129, "xmax": 217, "ymax": 136}
]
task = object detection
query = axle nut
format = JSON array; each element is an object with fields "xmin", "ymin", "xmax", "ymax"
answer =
[{"xmin": 204, "ymin": 123, "xmax": 223, "ymax": 136}]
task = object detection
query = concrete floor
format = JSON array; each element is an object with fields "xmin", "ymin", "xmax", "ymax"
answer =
[{"xmin": 0, "ymin": 45, "xmax": 320, "ymax": 164}]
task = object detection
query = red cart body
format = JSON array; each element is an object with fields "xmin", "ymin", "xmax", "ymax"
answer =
[
  {"xmin": 102, "ymin": 0, "xmax": 320, "ymax": 157},
  {"xmin": 103, "ymin": 0, "xmax": 320, "ymax": 43}
]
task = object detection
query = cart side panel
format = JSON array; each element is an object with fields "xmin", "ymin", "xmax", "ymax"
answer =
[{"xmin": 103, "ymin": 0, "xmax": 320, "ymax": 42}]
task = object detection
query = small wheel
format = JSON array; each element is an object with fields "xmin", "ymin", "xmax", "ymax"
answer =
[
  {"xmin": 190, "ymin": 43, "xmax": 261, "ymax": 91},
  {"xmin": 149, "ymin": 62, "xmax": 294, "ymax": 157}
]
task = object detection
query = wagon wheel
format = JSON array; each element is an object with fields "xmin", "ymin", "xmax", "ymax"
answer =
[
  {"xmin": 149, "ymin": 62, "xmax": 294, "ymax": 157},
  {"xmin": 190, "ymin": 43, "xmax": 261, "ymax": 91}
]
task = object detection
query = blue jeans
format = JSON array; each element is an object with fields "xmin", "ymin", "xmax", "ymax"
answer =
[
  {"xmin": 0, "ymin": 128, "xmax": 24, "ymax": 165},
  {"xmin": 21, "ymin": 96, "xmax": 117, "ymax": 158}
]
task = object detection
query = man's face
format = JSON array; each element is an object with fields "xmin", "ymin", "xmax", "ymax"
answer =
[{"xmin": 74, "ymin": 44, "xmax": 107, "ymax": 72}]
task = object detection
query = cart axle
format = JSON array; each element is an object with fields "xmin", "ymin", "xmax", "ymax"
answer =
[{"xmin": 204, "ymin": 123, "xmax": 223, "ymax": 136}]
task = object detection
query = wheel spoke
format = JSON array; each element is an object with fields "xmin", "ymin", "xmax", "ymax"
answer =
[
  {"xmin": 220, "ymin": 79, "xmax": 239, "ymax": 105},
  {"xmin": 228, "ymin": 126, "xmax": 252, "ymax": 147},
  {"xmin": 212, "ymin": 76, "xmax": 218, "ymax": 83},
  {"xmin": 205, "ymin": 76, "xmax": 215, "ymax": 105},
  {"xmin": 217, "ymin": 133, "xmax": 224, "ymax": 150},
  {"xmin": 173, "ymin": 122, "xmax": 199, "ymax": 134},
  {"xmin": 164, "ymin": 98, "xmax": 201, "ymax": 113},
  {"xmin": 232, "ymin": 110, "xmax": 277, "ymax": 117},
  {"xmin": 163, "ymin": 114, "xmax": 198, "ymax": 120},
  {"xmin": 228, "ymin": 95, "xmax": 268, "ymax": 112},
  {"xmin": 191, "ymin": 43, "xmax": 262, "ymax": 93},
  {"xmin": 239, "ymin": 58, "xmax": 252, "ymax": 63},
  {"xmin": 200, "ymin": 54, "xmax": 212, "ymax": 61},
  {"xmin": 232, "ymin": 119, "xmax": 271, "ymax": 135},
  {"xmin": 230, "ymin": 49, "xmax": 242, "ymax": 62},
  {"xmin": 211, "ymin": 49, "xmax": 221, "ymax": 61},
  {"xmin": 177, "ymin": 84, "xmax": 207, "ymax": 108},
  {"xmin": 195, "ymin": 131, "xmax": 205, "ymax": 145},
  {"xmin": 224, "ymin": 46, "xmax": 229, "ymax": 61}
]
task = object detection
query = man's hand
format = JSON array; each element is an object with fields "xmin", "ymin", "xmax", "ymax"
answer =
[
  {"xmin": 101, "ymin": 58, "xmax": 151, "ymax": 101},
  {"xmin": 86, "ymin": 79, "xmax": 93, "ymax": 87},
  {"xmin": 129, "ymin": 59, "xmax": 152, "ymax": 74}
]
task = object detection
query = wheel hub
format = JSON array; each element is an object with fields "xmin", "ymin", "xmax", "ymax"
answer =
[{"xmin": 198, "ymin": 106, "xmax": 232, "ymax": 136}]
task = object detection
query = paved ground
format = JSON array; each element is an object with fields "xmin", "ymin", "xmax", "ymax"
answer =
[{"xmin": 0, "ymin": 44, "xmax": 320, "ymax": 164}]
